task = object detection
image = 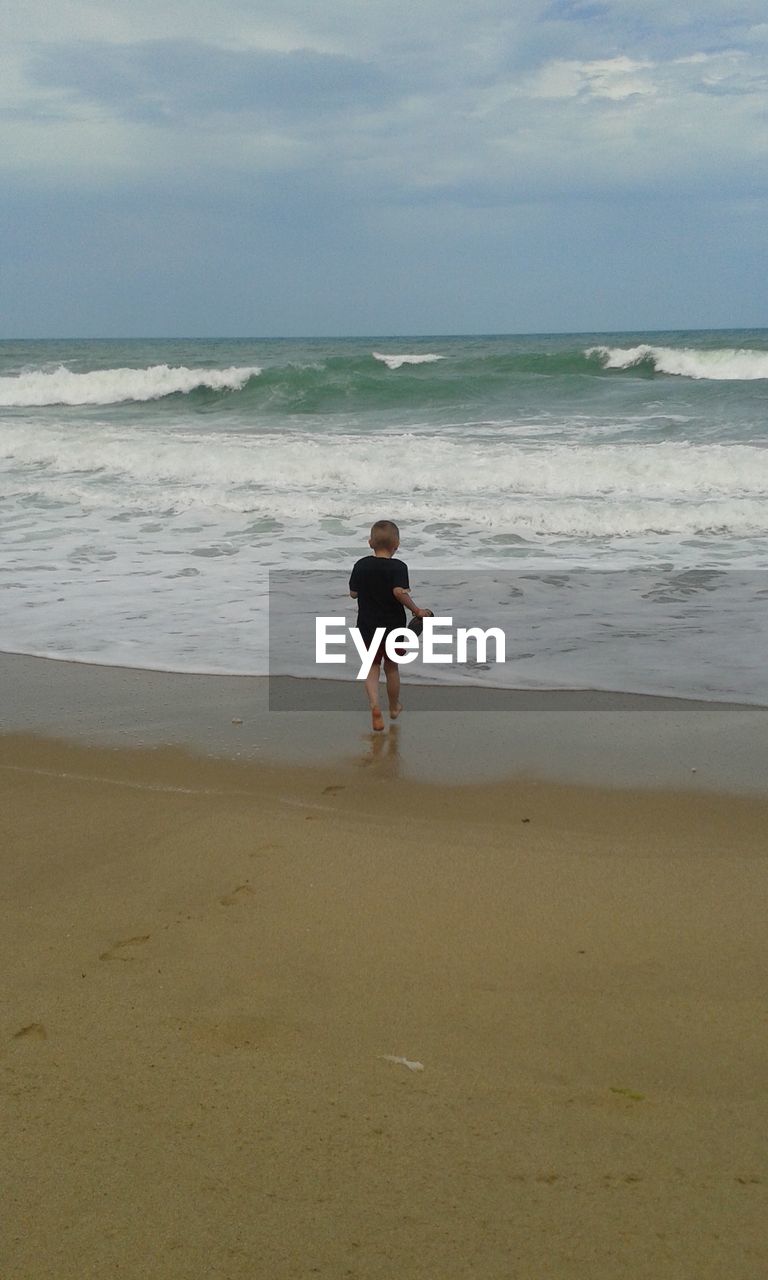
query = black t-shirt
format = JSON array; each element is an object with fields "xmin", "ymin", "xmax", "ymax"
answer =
[{"xmin": 349, "ymin": 555, "xmax": 409, "ymax": 642}]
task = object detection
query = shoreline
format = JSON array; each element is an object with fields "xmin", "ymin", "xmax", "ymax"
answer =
[
  {"xmin": 2, "ymin": 650, "xmax": 767, "ymax": 792},
  {"xmin": 4, "ymin": 646, "xmax": 766, "ymax": 711}
]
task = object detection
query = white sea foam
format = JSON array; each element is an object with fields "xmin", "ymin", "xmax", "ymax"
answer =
[
  {"xmin": 6, "ymin": 477, "xmax": 768, "ymax": 537},
  {"xmin": 3, "ymin": 424, "xmax": 766, "ymax": 517},
  {"xmin": 588, "ymin": 344, "xmax": 768, "ymax": 380},
  {"xmin": 372, "ymin": 352, "xmax": 445, "ymax": 370},
  {"xmin": 0, "ymin": 364, "xmax": 261, "ymax": 407}
]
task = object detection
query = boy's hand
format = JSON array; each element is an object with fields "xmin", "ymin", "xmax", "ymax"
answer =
[{"xmin": 413, "ymin": 607, "xmax": 433, "ymax": 619}]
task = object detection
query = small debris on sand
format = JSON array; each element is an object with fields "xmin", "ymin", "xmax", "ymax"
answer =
[{"xmin": 381, "ymin": 1054, "xmax": 424, "ymax": 1072}]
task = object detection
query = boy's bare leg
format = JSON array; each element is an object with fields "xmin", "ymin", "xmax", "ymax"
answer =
[
  {"xmin": 365, "ymin": 663, "xmax": 385, "ymax": 731},
  {"xmin": 383, "ymin": 656, "xmax": 402, "ymax": 718}
]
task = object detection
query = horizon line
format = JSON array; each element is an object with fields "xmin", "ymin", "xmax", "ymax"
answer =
[{"xmin": 2, "ymin": 324, "xmax": 767, "ymax": 343}]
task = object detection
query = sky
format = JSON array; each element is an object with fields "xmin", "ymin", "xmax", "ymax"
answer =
[{"xmin": 1, "ymin": 0, "xmax": 767, "ymax": 337}]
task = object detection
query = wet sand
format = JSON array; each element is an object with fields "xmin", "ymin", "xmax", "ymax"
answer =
[
  {"xmin": 2, "ymin": 710, "xmax": 768, "ymax": 1278},
  {"xmin": 2, "ymin": 651, "xmax": 768, "ymax": 790}
]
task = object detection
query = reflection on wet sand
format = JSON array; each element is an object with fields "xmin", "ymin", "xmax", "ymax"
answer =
[{"xmin": 357, "ymin": 722, "xmax": 401, "ymax": 773}]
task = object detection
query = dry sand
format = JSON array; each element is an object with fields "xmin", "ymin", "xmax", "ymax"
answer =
[{"xmin": 2, "ymin": 731, "xmax": 767, "ymax": 1278}]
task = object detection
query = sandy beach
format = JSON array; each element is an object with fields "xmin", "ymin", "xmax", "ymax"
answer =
[
  {"xmin": 2, "ymin": 660, "xmax": 768, "ymax": 1278},
  {"xmin": 5, "ymin": 0, "xmax": 768, "ymax": 1268}
]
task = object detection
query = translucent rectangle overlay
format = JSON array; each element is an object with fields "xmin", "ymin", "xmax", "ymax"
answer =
[{"xmin": 268, "ymin": 568, "xmax": 768, "ymax": 711}]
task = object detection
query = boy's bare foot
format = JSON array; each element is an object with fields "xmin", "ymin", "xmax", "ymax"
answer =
[
  {"xmin": 371, "ymin": 707, "xmax": 385, "ymax": 732},
  {"xmin": 389, "ymin": 703, "xmax": 403, "ymax": 720}
]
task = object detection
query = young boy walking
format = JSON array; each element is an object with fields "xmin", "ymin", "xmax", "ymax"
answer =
[{"xmin": 349, "ymin": 520, "xmax": 430, "ymax": 732}]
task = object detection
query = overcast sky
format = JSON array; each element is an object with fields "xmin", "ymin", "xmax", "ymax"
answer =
[{"xmin": 2, "ymin": 0, "xmax": 767, "ymax": 337}]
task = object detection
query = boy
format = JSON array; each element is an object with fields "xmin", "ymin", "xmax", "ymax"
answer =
[{"xmin": 349, "ymin": 520, "xmax": 430, "ymax": 733}]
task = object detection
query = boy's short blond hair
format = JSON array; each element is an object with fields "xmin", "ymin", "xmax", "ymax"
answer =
[{"xmin": 369, "ymin": 520, "xmax": 400, "ymax": 551}]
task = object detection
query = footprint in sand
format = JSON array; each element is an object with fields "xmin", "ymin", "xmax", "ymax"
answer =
[
  {"xmin": 13, "ymin": 1023, "xmax": 47, "ymax": 1041},
  {"xmin": 219, "ymin": 884, "xmax": 256, "ymax": 907},
  {"xmin": 99, "ymin": 935, "xmax": 151, "ymax": 961},
  {"xmin": 322, "ymin": 785, "xmax": 346, "ymax": 795},
  {"xmin": 179, "ymin": 1014, "xmax": 297, "ymax": 1053}
]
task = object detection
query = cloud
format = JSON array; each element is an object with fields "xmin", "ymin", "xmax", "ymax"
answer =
[
  {"xmin": 522, "ymin": 45, "xmax": 766, "ymax": 104},
  {"xmin": 2, "ymin": 1, "xmax": 767, "ymax": 335},
  {"xmin": 544, "ymin": 1, "xmax": 611, "ymax": 21},
  {"xmin": 30, "ymin": 39, "xmax": 394, "ymax": 124},
  {"xmin": 527, "ymin": 55, "xmax": 656, "ymax": 100},
  {"xmin": 1, "ymin": 0, "xmax": 767, "ymax": 204}
]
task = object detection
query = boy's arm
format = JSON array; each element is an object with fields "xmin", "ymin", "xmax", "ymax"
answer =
[{"xmin": 393, "ymin": 586, "xmax": 429, "ymax": 618}]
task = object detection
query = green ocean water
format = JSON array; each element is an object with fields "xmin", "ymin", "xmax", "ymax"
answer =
[{"xmin": 3, "ymin": 330, "xmax": 768, "ymax": 427}]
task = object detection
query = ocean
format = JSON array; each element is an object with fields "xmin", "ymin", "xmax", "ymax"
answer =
[{"xmin": 1, "ymin": 331, "xmax": 767, "ymax": 703}]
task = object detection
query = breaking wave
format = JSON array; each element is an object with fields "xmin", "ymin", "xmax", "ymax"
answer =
[
  {"xmin": 372, "ymin": 352, "xmax": 445, "ymax": 369},
  {"xmin": 0, "ymin": 364, "xmax": 261, "ymax": 407},
  {"xmin": 588, "ymin": 345, "xmax": 768, "ymax": 380}
]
